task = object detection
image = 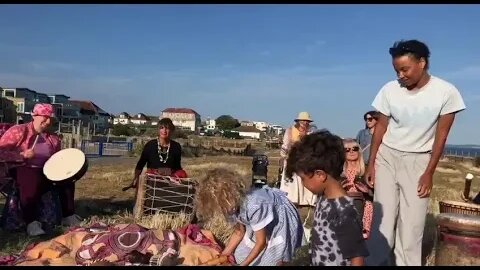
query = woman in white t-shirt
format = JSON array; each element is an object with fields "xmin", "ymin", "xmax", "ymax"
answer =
[{"xmin": 364, "ymin": 40, "xmax": 466, "ymax": 266}]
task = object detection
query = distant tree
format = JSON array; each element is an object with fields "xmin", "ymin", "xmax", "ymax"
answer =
[
  {"xmin": 112, "ymin": 124, "xmax": 136, "ymax": 136},
  {"xmin": 215, "ymin": 115, "xmax": 240, "ymax": 130}
]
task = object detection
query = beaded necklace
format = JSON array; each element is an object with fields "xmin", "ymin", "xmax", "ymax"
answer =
[{"xmin": 157, "ymin": 139, "xmax": 170, "ymax": 164}]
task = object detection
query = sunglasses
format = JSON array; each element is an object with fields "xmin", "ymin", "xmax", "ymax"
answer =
[
  {"xmin": 365, "ymin": 117, "xmax": 376, "ymax": 122},
  {"xmin": 345, "ymin": 146, "xmax": 360, "ymax": 153}
]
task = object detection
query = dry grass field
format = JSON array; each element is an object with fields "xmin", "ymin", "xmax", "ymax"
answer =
[{"xmin": 1, "ymin": 150, "xmax": 479, "ymax": 266}]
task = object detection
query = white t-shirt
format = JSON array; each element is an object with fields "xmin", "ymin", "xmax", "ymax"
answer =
[{"xmin": 372, "ymin": 75, "xmax": 466, "ymax": 153}]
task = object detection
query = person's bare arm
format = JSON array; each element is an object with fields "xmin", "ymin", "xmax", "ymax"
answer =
[
  {"xmin": 417, "ymin": 113, "xmax": 456, "ymax": 197},
  {"xmin": 221, "ymin": 223, "xmax": 246, "ymax": 257},
  {"xmin": 366, "ymin": 113, "xmax": 389, "ymax": 187},
  {"xmin": 239, "ymin": 228, "xmax": 267, "ymax": 266},
  {"xmin": 350, "ymin": 256, "xmax": 364, "ymax": 266}
]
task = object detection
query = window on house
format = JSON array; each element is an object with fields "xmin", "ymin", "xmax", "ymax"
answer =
[{"xmin": 4, "ymin": 91, "xmax": 14, "ymax": 97}]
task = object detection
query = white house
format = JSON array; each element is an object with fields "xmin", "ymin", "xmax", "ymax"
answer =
[
  {"xmin": 253, "ymin": 121, "xmax": 268, "ymax": 132},
  {"xmin": 160, "ymin": 108, "xmax": 201, "ymax": 132},
  {"xmin": 113, "ymin": 112, "xmax": 131, "ymax": 125},
  {"xmin": 234, "ymin": 126, "xmax": 263, "ymax": 140},
  {"xmin": 205, "ymin": 118, "xmax": 216, "ymax": 131},
  {"xmin": 130, "ymin": 113, "xmax": 151, "ymax": 125},
  {"xmin": 240, "ymin": 120, "xmax": 254, "ymax": 127},
  {"xmin": 269, "ymin": 124, "xmax": 285, "ymax": 136}
]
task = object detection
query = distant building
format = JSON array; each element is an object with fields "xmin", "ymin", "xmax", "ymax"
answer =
[
  {"xmin": 130, "ymin": 113, "xmax": 151, "ymax": 125},
  {"xmin": 269, "ymin": 124, "xmax": 285, "ymax": 136},
  {"xmin": 113, "ymin": 112, "xmax": 131, "ymax": 125},
  {"xmin": 34, "ymin": 92, "xmax": 51, "ymax": 104},
  {"xmin": 0, "ymin": 88, "xmax": 17, "ymax": 123},
  {"xmin": 70, "ymin": 100, "xmax": 110, "ymax": 132},
  {"xmin": 1, "ymin": 88, "xmax": 37, "ymax": 123},
  {"xmin": 160, "ymin": 108, "xmax": 201, "ymax": 132},
  {"xmin": 205, "ymin": 118, "xmax": 216, "ymax": 131},
  {"xmin": 47, "ymin": 94, "xmax": 81, "ymax": 123},
  {"xmin": 148, "ymin": 115, "xmax": 159, "ymax": 126},
  {"xmin": 253, "ymin": 121, "xmax": 268, "ymax": 132},
  {"xmin": 240, "ymin": 120, "xmax": 255, "ymax": 127},
  {"xmin": 234, "ymin": 126, "xmax": 263, "ymax": 139}
]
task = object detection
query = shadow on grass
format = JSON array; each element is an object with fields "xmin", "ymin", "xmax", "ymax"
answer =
[
  {"xmin": 422, "ymin": 213, "xmax": 437, "ymax": 266},
  {"xmin": 75, "ymin": 197, "xmax": 134, "ymax": 218}
]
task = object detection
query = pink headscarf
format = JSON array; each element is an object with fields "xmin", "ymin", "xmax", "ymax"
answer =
[{"xmin": 32, "ymin": 103, "xmax": 55, "ymax": 117}]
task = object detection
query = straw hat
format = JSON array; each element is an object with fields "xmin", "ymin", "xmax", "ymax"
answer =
[{"xmin": 295, "ymin": 112, "xmax": 313, "ymax": 122}]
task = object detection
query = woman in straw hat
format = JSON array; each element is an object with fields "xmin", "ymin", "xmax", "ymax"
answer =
[{"xmin": 279, "ymin": 112, "xmax": 317, "ymax": 207}]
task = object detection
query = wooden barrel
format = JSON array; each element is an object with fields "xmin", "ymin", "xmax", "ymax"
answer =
[{"xmin": 435, "ymin": 211, "xmax": 480, "ymax": 266}]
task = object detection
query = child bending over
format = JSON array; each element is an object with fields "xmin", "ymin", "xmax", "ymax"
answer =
[
  {"xmin": 286, "ymin": 130, "xmax": 369, "ymax": 266},
  {"xmin": 195, "ymin": 168, "xmax": 303, "ymax": 266}
]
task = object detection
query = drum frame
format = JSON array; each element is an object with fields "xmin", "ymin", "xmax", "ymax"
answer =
[{"xmin": 133, "ymin": 173, "xmax": 197, "ymax": 222}]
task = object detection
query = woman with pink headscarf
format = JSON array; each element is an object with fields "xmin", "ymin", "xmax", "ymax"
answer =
[{"xmin": 0, "ymin": 103, "xmax": 80, "ymax": 236}]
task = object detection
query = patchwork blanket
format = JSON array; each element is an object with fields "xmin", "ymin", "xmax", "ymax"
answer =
[{"xmin": 1, "ymin": 223, "xmax": 226, "ymax": 266}]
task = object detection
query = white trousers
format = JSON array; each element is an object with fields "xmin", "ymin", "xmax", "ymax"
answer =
[
  {"xmin": 279, "ymin": 163, "xmax": 317, "ymax": 207},
  {"xmin": 365, "ymin": 144, "xmax": 430, "ymax": 266}
]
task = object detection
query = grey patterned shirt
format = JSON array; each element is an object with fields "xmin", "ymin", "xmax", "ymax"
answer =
[{"xmin": 310, "ymin": 196, "xmax": 369, "ymax": 266}]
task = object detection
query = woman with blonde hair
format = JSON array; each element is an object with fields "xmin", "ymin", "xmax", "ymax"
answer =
[
  {"xmin": 341, "ymin": 138, "xmax": 373, "ymax": 239},
  {"xmin": 279, "ymin": 112, "xmax": 317, "ymax": 207}
]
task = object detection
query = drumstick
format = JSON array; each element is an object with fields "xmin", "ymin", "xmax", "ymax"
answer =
[
  {"xmin": 122, "ymin": 184, "xmax": 135, "ymax": 191},
  {"xmin": 31, "ymin": 135, "xmax": 40, "ymax": 150}
]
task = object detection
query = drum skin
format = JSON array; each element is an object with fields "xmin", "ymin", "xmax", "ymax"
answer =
[
  {"xmin": 435, "ymin": 212, "xmax": 480, "ymax": 266},
  {"xmin": 43, "ymin": 148, "xmax": 89, "ymax": 185}
]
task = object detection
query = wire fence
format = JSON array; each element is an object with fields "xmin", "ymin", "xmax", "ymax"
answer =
[{"xmin": 443, "ymin": 147, "xmax": 480, "ymax": 159}]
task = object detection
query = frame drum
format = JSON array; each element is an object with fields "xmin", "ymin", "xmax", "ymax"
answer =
[{"xmin": 43, "ymin": 148, "xmax": 88, "ymax": 184}]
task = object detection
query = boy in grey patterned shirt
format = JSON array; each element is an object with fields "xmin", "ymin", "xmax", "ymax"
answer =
[{"xmin": 286, "ymin": 130, "xmax": 369, "ymax": 266}]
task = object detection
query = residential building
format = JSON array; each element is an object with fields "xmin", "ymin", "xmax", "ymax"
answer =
[
  {"xmin": 34, "ymin": 92, "xmax": 51, "ymax": 104},
  {"xmin": 160, "ymin": 108, "xmax": 201, "ymax": 132},
  {"xmin": 131, "ymin": 113, "xmax": 151, "ymax": 125},
  {"xmin": 70, "ymin": 100, "xmax": 110, "ymax": 133},
  {"xmin": 253, "ymin": 121, "xmax": 268, "ymax": 132},
  {"xmin": 240, "ymin": 120, "xmax": 254, "ymax": 127},
  {"xmin": 113, "ymin": 112, "xmax": 132, "ymax": 125},
  {"xmin": 269, "ymin": 124, "xmax": 285, "ymax": 136},
  {"xmin": 148, "ymin": 115, "xmax": 159, "ymax": 125},
  {"xmin": 47, "ymin": 94, "xmax": 81, "ymax": 123},
  {"xmin": 234, "ymin": 126, "xmax": 264, "ymax": 140},
  {"xmin": 1, "ymin": 88, "xmax": 37, "ymax": 123},
  {"xmin": 205, "ymin": 118, "xmax": 216, "ymax": 131},
  {"xmin": 0, "ymin": 88, "xmax": 17, "ymax": 123}
]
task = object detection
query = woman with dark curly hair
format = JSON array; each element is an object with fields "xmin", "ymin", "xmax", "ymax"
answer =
[{"xmin": 195, "ymin": 167, "xmax": 303, "ymax": 266}]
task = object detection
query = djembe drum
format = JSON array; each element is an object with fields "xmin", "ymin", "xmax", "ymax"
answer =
[
  {"xmin": 133, "ymin": 168, "xmax": 196, "ymax": 222},
  {"xmin": 435, "ymin": 201, "xmax": 480, "ymax": 266}
]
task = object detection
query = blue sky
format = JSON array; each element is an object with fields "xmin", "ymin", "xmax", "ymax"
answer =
[{"xmin": 1, "ymin": 4, "xmax": 479, "ymax": 144}]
